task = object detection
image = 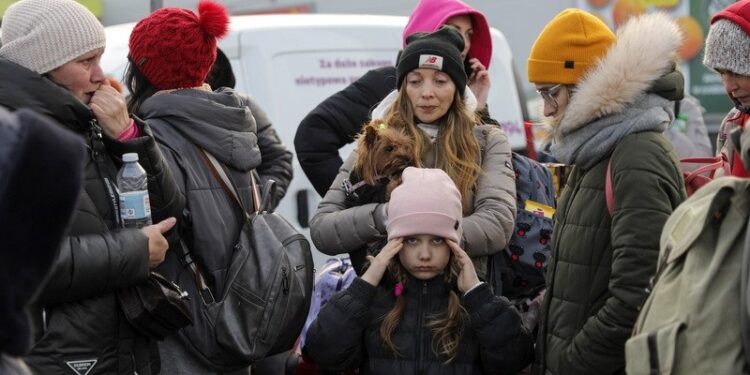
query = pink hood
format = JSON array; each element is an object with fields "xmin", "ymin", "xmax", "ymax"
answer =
[{"xmin": 402, "ymin": 0, "xmax": 492, "ymax": 68}]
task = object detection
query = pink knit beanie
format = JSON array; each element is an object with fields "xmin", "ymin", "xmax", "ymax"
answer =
[{"xmin": 387, "ymin": 167, "xmax": 463, "ymax": 242}]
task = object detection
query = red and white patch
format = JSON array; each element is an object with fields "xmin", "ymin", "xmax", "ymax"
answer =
[{"xmin": 419, "ymin": 54, "xmax": 443, "ymax": 70}]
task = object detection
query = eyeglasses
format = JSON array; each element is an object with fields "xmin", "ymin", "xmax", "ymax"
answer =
[{"xmin": 536, "ymin": 84, "xmax": 564, "ymax": 110}]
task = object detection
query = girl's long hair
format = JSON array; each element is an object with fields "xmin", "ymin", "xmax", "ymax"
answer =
[
  {"xmin": 379, "ymin": 259, "xmax": 467, "ymax": 363},
  {"xmin": 124, "ymin": 59, "xmax": 159, "ymax": 115},
  {"xmin": 384, "ymin": 86, "xmax": 481, "ymax": 212}
]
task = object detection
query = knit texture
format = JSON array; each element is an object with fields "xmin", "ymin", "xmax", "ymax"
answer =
[
  {"xmin": 704, "ymin": 0, "xmax": 750, "ymax": 77},
  {"xmin": 527, "ymin": 8, "xmax": 615, "ymax": 84},
  {"xmin": 129, "ymin": 1, "xmax": 229, "ymax": 90},
  {"xmin": 402, "ymin": 0, "xmax": 492, "ymax": 68},
  {"xmin": 0, "ymin": 0, "xmax": 105, "ymax": 74},
  {"xmin": 386, "ymin": 167, "xmax": 463, "ymax": 242},
  {"xmin": 397, "ymin": 26, "xmax": 467, "ymax": 96}
]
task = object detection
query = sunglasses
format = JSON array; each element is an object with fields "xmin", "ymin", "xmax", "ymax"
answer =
[{"xmin": 536, "ymin": 84, "xmax": 565, "ymax": 110}]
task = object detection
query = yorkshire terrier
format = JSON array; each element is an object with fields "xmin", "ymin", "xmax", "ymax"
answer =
[{"xmin": 343, "ymin": 121, "xmax": 415, "ymax": 207}]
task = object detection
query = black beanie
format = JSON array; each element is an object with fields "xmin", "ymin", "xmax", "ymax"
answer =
[{"xmin": 397, "ymin": 26, "xmax": 467, "ymax": 96}]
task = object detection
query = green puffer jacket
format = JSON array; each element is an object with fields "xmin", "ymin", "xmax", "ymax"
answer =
[
  {"xmin": 535, "ymin": 13, "xmax": 687, "ymax": 375},
  {"xmin": 539, "ymin": 132, "xmax": 686, "ymax": 375}
]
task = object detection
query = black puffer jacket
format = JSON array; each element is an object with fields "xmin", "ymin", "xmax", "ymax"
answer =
[
  {"xmin": 0, "ymin": 59, "xmax": 184, "ymax": 375},
  {"xmin": 304, "ymin": 278, "xmax": 534, "ymax": 374}
]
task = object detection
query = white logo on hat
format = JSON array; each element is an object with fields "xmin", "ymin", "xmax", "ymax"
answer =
[{"xmin": 419, "ymin": 54, "xmax": 444, "ymax": 70}]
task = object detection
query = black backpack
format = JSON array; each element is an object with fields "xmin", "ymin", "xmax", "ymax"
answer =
[{"xmin": 172, "ymin": 149, "xmax": 314, "ymax": 371}]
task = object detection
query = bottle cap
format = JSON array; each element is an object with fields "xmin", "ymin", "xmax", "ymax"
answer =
[{"xmin": 122, "ymin": 153, "xmax": 139, "ymax": 162}]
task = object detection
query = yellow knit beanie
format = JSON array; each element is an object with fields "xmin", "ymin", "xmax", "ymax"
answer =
[{"xmin": 527, "ymin": 9, "xmax": 615, "ymax": 84}]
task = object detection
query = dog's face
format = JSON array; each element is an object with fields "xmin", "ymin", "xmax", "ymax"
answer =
[{"xmin": 354, "ymin": 122, "xmax": 415, "ymax": 185}]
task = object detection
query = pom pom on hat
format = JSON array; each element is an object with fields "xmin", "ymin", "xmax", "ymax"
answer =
[
  {"xmin": 198, "ymin": 1, "xmax": 230, "ymax": 39},
  {"xmin": 129, "ymin": 1, "xmax": 230, "ymax": 90}
]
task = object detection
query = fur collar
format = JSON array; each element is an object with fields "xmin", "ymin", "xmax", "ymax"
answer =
[{"xmin": 552, "ymin": 12, "xmax": 682, "ymax": 140}]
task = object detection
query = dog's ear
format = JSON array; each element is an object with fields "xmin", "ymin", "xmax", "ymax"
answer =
[{"xmin": 364, "ymin": 124, "xmax": 378, "ymax": 147}]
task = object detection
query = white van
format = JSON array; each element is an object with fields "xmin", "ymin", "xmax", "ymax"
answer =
[{"xmin": 102, "ymin": 14, "xmax": 527, "ymax": 268}]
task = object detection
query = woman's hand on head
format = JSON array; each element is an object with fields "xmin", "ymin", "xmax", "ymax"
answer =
[
  {"xmin": 447, "ymin": 240, "xmax": 480, "ymax": 294},
  {"xmin": 361, "ymin": 238, "xmax": 403, "ymax": 287},
  {"xmin": 90, "ymin": 80, "xmax": 131, "ymax": 139},
  {"xmin": 467, "ymin": 58, "xmax": 490, "ymax": 111}
]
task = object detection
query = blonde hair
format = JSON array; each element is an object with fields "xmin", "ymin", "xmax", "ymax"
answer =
[
  {"xmin": 379, "ymin": 260, "xmax": 467, "ymax": 363},
  {"xmin": 384, "ymin": 86, "xmax": 481, "ymax": 212}
]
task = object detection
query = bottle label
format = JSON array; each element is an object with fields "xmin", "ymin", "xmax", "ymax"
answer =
[{"xmin": 119, "ymin": 190, "xmax": 151, "ymax": 220}]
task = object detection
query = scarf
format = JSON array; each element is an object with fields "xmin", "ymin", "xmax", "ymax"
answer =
[{"xmin": 551, "ymin": 93, "xmax": 673, "ymax": 170}]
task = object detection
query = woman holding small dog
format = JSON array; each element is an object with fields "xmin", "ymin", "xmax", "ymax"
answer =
[
  {"xmin": 310, "ymin": 26, "xmax": 516, "ymax": 280},
  {"xmin": 305, "ymin": 167, "xmax": 532, "ymax": 374}
]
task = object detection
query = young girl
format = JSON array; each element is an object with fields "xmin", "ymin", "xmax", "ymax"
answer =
[
  {"xmin": 304, "ymin": 167, "xmax": 533, "ymax": 374},
  {"xmin": 310, "ymin": 26, "xmax": 516, "ymax": 281}
]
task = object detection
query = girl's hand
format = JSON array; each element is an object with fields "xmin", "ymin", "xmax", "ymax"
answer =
[
  {"xmin": 447, "ymin": 240, "xmax": 480, "ymax": 294},
  {"xmin": 361, "ymin": 238, "xmax": 403, "ymax": 287},
  {"xmin": 467, "ymin": 58, "xmax": 490, "ymax": 111}
]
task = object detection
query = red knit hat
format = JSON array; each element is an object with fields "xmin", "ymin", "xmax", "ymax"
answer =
[{"xmin": 129, "ymin": 1, "xmax": 229, "ymax": 90}]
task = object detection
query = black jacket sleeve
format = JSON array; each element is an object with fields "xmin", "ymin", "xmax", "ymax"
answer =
[
  {"xmin": 243, "ymin": 96, "xmax": 293, "ymax": 209},
  {"xmin": 102, "ymin": 118, "xmax": 184, "ymax": 224},
  {"xmin": 294, "ymin": 66, "xmax": 397, "ymax": 196},
  {"xmin": 303, "ymin": 278, "xmax": 375, "ymax": 371},
  {"xmin": 462, "ymin": 283, "xmax": 535, "ymax": 374},
  {"xmin": 39, "ymin": 229, "xmax": 151, "ymax": 305}
]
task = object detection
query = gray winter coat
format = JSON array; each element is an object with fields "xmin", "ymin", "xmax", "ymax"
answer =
[
  {"xmin": 140, "ymin": 87, "xmax": 266, "ymax": 374},
  {"xmin": 310, "ymin": 123, "xmax": 516, "ymax": 280}
]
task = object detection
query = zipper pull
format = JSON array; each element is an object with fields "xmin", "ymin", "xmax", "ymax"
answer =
[
  {"xmin": 282, "ymin": 267, "xmax": 290, "ymax": 295},
  {"xmin": 90, "ymin": 119, "xmax": 103, "ymax": 140}
]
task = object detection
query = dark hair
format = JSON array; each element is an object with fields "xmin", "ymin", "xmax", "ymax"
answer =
[
  {"xmin": 206, "ymin": 48, "xmax": 236, "ymax": 89},
  {"xmin": 124, "ymin": 58, "xmax": 159, "ymax": 115}
]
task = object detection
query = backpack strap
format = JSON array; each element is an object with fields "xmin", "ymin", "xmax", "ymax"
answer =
[
  {"xmin": 197, "ymin": 147, "xmax": 260, "ymax": 216},
  {"xmin": 606, "ymin": 159, "xmax": 614, "ymax": 216}
]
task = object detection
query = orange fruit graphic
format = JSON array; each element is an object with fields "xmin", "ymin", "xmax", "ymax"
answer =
[
  {"xmin": 676, "ymin": 16, "xmax": 704, "ymax": 61},
  {"xmin": 587, "ymin": 0, "xmax": 611, "ymax": 8},
  {"xmin": 612, "ymin": 0, "xmax": 646, "ymax": 27}
]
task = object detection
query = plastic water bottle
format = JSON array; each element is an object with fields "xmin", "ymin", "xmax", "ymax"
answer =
[{"xmin": 117, "ymin": 153, "xmax": 152, "ymax": 228}]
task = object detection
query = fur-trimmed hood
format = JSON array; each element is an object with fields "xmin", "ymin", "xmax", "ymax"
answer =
[{"xmin": 551, "ymin": 12, "xmax": 683, "ymax": 140}]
